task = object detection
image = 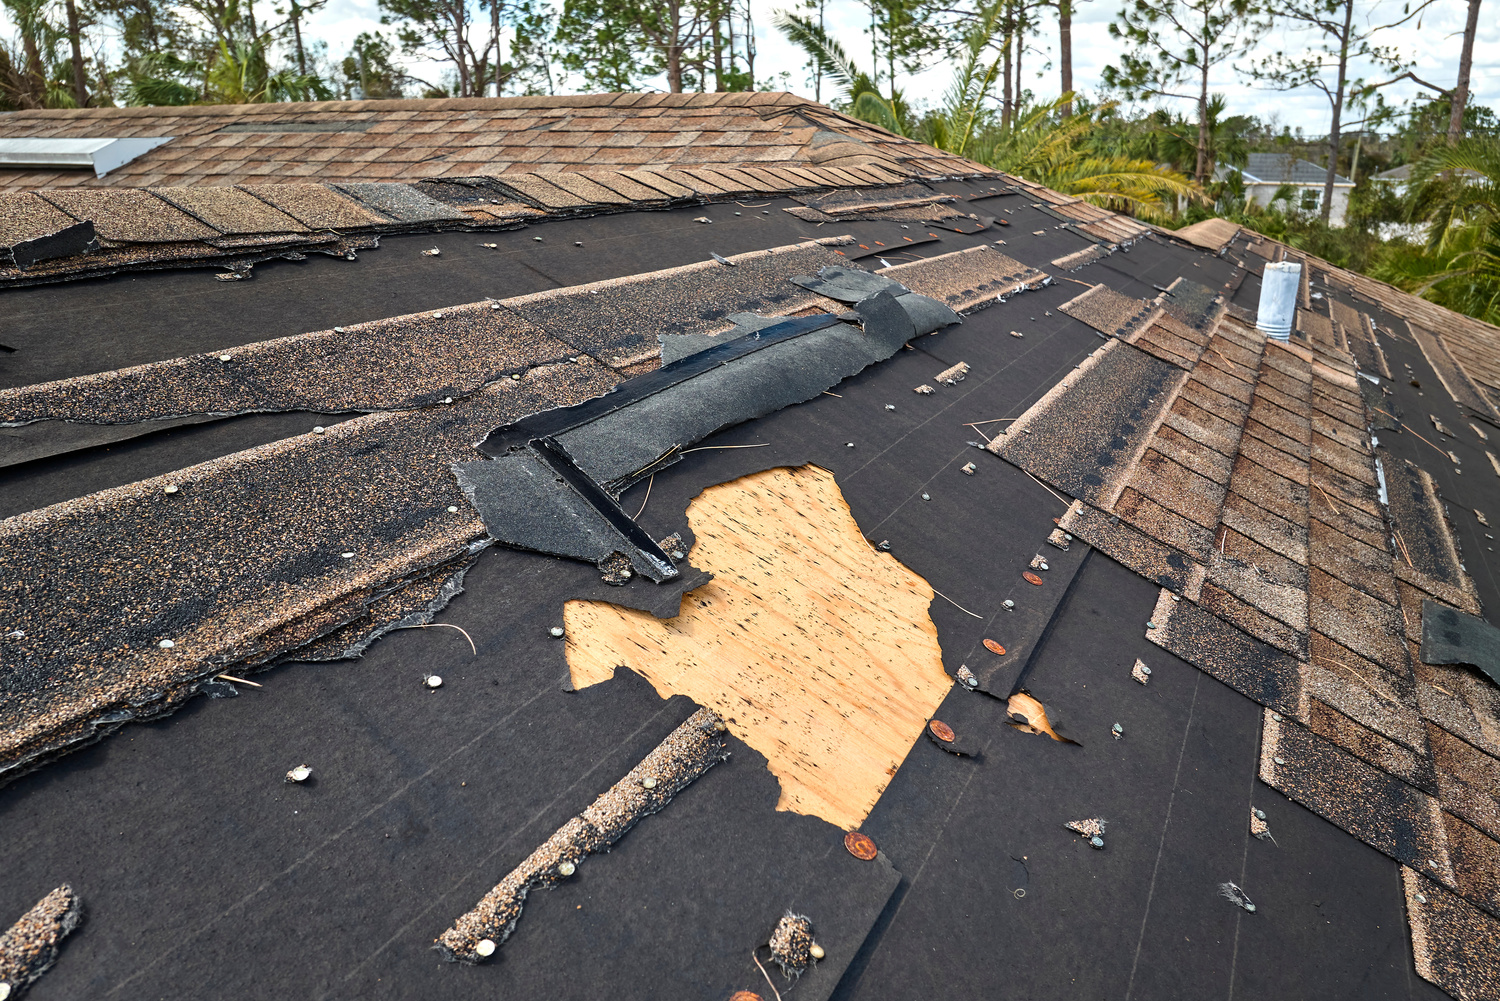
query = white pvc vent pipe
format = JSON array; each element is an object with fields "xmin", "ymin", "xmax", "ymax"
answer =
[{"xmin": 1256, "ymin": 261, "xmax": 1301, "ymax": 341}]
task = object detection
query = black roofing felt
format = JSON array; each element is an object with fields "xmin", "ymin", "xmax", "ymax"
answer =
[{"xmin": 0, "ymin": 178, "xmax": 1478, "ymax": 1000}]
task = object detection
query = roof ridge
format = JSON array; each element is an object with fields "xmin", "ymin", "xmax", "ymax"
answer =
[{"xmin": 0, "ymin": 91, "xmax": 815, "ymax": 120}]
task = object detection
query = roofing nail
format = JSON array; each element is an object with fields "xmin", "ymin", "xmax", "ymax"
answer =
[
  {"xmin": 425, "ymin": 675, "xmax": 443, "ymax": 689},
  {"xmin": 158, "ymin": 639, "xmax": 175, "ymax": 649},
  {"xmin": 163, "ymin": 484, "xmax": 179, "ymax": 495},
  {"xmin": 550, "ymin": 626, "xmax": 564, "ymax": 638},
  {"xmin": 286, "ymin": 764, "xmax": 312, "ymax": 783}
]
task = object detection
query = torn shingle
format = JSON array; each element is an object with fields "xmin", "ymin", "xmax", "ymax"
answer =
[
  {"xmin": 436, "ymin": 708, "xmax": 729, "ymax": 962},
  {"xmin": 990, "ymin": 340, "xmax": 1187, "ymax": 507},
  {"xmin": 0, "ymin": 884, "xmax": 82, "ymax": 998},
  {"xmin": 1148, "ymin": 589, "xmax": 1304, "ymax": 716},
  {"xmin": 1057, "ymin": 283, "xmax": 1162, "ymax": 340},
  {"xmin": 1421, "ymin": 599, "xmax": 1500, "ymax": 689},
  {"xmin": 1262, "ymin": 714, "xmax": 1451, "ymax": 876},
  {"xmin": 0, "ymin": 302, "xmax": 574, "ymax": 425}
]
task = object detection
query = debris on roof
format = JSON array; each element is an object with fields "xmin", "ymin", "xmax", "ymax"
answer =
[
  {"xmin": 6, "ymin": 91, "xmax": 1500, "ymax": 1001},
  {"xmin": 0, "ymin": 885, "xmax": 81, "ymax": 999}
]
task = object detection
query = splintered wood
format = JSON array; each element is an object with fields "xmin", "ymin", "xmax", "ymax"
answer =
[{"xmin": 564, "ymin": 465, "xmax": 951, "ymax": 831}]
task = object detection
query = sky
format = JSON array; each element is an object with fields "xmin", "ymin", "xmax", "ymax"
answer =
[{"xmin": 4, "ymin": 0, "xmax": 1497, "ymax": 137}]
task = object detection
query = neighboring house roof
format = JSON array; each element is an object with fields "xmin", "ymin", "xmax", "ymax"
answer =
[
  {"xmin": 2, "ymin": 95, "xmax": 1500, "ymax": 1001},
  {"xmin": 1376, "ymin": 163, "xmax": 1485, "ymax": 183},
  {"xmin": 1234, "ymin": 152, "xmax": 1352, "ymax": 185}
]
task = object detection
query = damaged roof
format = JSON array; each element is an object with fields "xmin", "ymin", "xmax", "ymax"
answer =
[{"xmin": 2, "ymin": 94, "xmax": 1499, "ymax": 1001}]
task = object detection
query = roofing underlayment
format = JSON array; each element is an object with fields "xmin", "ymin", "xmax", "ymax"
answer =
[{"xmin": 2, "ymin": 94, "xmax": 1499, "ymax": 1001}]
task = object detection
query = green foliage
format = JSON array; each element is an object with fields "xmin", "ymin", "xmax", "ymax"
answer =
[
  {"xmin": 772, "ymin": 9, "xmax": 907, "ymax": 132},
  {"xmin": 958, "ymin": 97, "xmax": 1202, "ymax": 219},
  {"xmin": 1103, "ymin": 0, "xmax": 1268, "ymax": 180}
]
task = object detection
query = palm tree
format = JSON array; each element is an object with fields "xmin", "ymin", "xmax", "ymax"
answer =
[
  {"xmin": 969, "ymin": 98, "xmax": 1201, "ymax": 219},
  {"xmin": 771, "ymin": 10, "xmax": 906, "ymax": 135},
  {"xmin": 1384, "ymin": 137, "xmax": 1500, "ymax": 323}
]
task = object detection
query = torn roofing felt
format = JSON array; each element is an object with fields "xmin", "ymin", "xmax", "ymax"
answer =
[
  {"xmin": 0, "ymin": 237, "xmax": 1006, "ymax": 787},
  {"xmin": 456, "ymin": 272, "xmax": 959, "ymax": 582}
]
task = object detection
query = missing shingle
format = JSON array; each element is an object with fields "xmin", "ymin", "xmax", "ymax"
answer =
[
  {"xmin": 564, "ymin": 465, "xmax": 951, "ymax": 830},
  {"xmin": 459, "ymin": 284, "xmax": 955, "ymax": 582},
  {"xmin": 435, "ymin": 709, "xmax": 729, "ymax": 963}
]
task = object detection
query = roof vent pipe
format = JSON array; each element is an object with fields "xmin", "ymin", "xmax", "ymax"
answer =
[{"xmin": 1256, "ymin": 261, "xmax": 1300, "ymax": 341}]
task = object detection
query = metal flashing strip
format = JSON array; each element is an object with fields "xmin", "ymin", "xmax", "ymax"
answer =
[
  {"xmin": 0, "ymin": 137, "xmax": 172, "ymax": 176},
  {"xmin": 459, "ymin": 274, "xmax": 959, "ymax": 583}
]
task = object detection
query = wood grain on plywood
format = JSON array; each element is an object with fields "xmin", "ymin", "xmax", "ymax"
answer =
[{"xmin": 564, "ymin": 464, "xmax": 951, "ymax": 831}]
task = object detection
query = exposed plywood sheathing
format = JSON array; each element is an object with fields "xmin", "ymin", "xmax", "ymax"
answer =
[{"xmin": 564, "ymin": 464, "xmax": 951, "ymax": 831}]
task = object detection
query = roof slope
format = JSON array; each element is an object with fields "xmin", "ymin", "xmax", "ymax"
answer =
[
  {"xmin": 0, "ymin": 93, "xmax": 978, "ymax": 191},
  {"xmin": 3, "ymin": 97, "xmax": 1500, "ymax": 1001}
]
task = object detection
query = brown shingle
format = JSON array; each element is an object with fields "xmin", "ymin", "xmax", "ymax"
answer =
[
  {"xmin": 0, "ymin": 192, "xmax": 81, "ymax": 246},
  {"xmin": 38, "ymin": 188, "xmax": 219, "ymax": 243},
  {"xmin": 1428, "ymin": 723, "xmax": 1500, "ymax": 840},
  {"xmin": 151, "ymin": 185, "xmax": 308, "ymax": 235},
  {"xmin": 238, "ymin": 183, "xmax": 387, "ymax": 229}
]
